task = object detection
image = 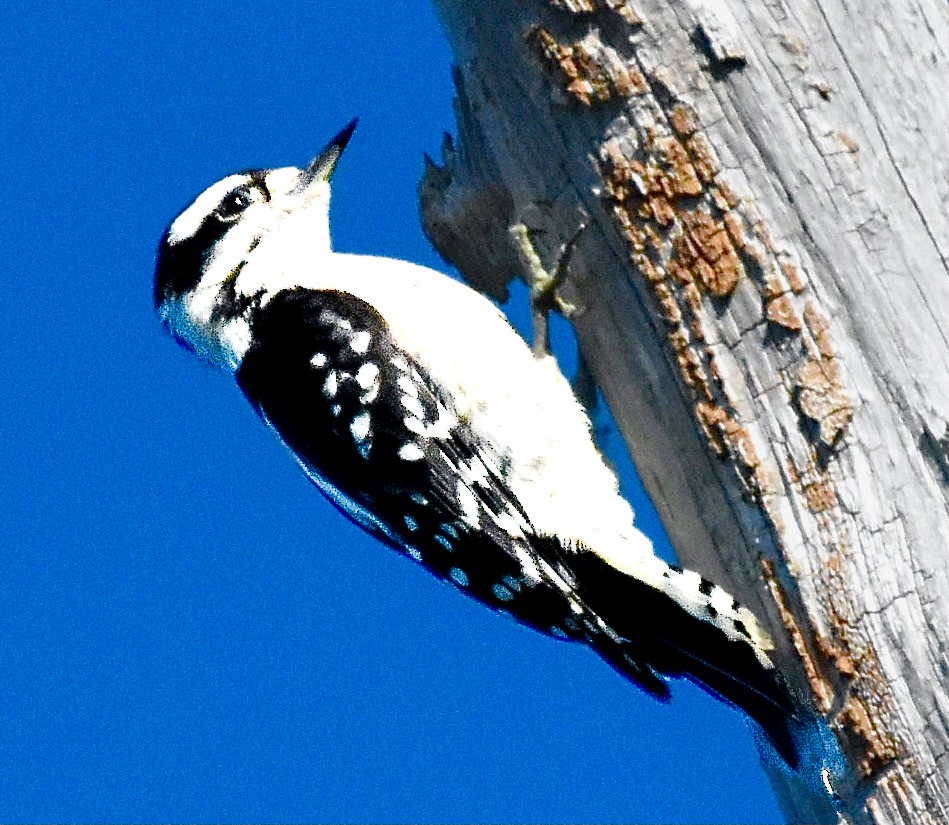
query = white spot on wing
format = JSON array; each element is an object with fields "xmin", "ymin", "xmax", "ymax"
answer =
[
  {"xmin": 310, "ymin": 352, "xmax": 328, "ymax": 368},
  {"xmin": 514, "ymin": 547, "xmax": 542, "ymax": 584},
  {"xmin": 404, "ymin": 514, "xmax": 418, "ymax": 532},
  {"xmin": 323, "ymin": 370, "xmax": 339, "ymax": 399},
  {"xmin": 492, "ymin": 509, "xmax": 524, "ymax": 538},
  {"xmin": 449, "ymin": 567, "xmax": 469, "ymax": 587},
  {"xmin": 349, "ymin": 330, "xmax": 371, "ymax": 354},
  {"xmin": 350, "ymin": 411, "xmax": 371, "ymax": 443},
  {"xmin": 404, "ymin": 416, "xmax": 426, "ymax": 436},
  {"xmin": 456, "ymin": 481, "xmax": 480, "ymax": 528},
  {"xmin": 464, "ymin": 457, "xmax": 489, "ymax": 484},
  {"xmin": 396, "ymin": 375, "xmax": 420, "ymax": 399},
  {"xmin": 427, "ymin": 406, "xmax": 457, "ymax": 438},
  {"xmin": 399, "ymin": 443, "xmax": 424, "ymax": 462},
  {"xmin": 401, "ymin": 395, "xmax": 425, "ymax": 420},
  {"xmin": 355, "ymin": 362, "xmax": 379, "ymax": 389}
]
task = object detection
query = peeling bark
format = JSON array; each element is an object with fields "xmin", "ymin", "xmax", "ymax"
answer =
[{"xmin": 420, "ymin": 1, "xmax": 949, "ymax": 822}]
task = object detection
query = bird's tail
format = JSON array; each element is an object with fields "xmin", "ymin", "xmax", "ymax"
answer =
[{"xmin": 568, "ymin": 548, "xmax": 843, "ymax": 797}]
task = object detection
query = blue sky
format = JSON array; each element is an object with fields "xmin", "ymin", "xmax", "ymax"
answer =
[{"xmin": 2, "ymin": 2, "xmax": 782, "ymax": 821}]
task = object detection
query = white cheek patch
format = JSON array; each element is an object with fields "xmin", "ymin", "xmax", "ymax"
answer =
[{"xmin": 168, "ymin": 174, "xmax": 249, "ymax": 244}]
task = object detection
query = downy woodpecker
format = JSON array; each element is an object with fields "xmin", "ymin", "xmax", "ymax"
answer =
[{"xmin": 154, "ymin": 120, "xmax": 839, "ymax": 790}]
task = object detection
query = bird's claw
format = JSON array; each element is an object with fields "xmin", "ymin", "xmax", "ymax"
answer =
[{"xmin": 509, "ymin": 220, "xmax": 586, "ymax": 358}]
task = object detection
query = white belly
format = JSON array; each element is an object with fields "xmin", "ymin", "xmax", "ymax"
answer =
[{"xmin": 314, "ymin": 254, "xmax": 660, "ymax": 577}]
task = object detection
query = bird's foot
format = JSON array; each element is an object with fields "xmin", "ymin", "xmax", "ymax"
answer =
[{"xmin": 508, "ymin": 221, "xmax": 585, "ymax": 358}]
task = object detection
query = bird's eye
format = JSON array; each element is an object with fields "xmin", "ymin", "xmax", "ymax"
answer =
[{"xmin": 215, "ymin": 186, "xmax": 256, "ymax": 222}]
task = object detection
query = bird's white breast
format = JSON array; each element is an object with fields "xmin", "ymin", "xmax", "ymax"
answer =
[{"xmin": 248, "ymin": 251, "xmax": 661, "ymax": 580}]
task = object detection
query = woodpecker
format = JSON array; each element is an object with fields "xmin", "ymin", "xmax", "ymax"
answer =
[{"xmin": 154, "ymin": 120, "xmax": 837, "ymax": 786}]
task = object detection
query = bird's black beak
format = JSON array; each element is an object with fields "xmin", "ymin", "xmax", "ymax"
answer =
[{"xmin": 304, "ymin": 118, "xmax": 358, "ymax": 183}]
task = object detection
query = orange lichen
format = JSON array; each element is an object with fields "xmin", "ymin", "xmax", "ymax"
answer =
[
  {"xmin": 795, "ymin": 358, "xmax": 853, "ymax": 445},
  {"xmin": 796, "ymin": 304, "xmax": 852, "ymax": 447},
  {"xmin": 709, "ymin": 187, "xmax": 731, "ymax": 212},
  {"xmin": 685, "ymin": 134, "xmax": 720, "ymax": 183},
  {"xmin": 766, "ymin": 294, "xmax": 803, "ymax": 331},
  {"xmin": 669, "ymin": 329, "xmax": 690, "ymax": 352},
  {"xmin": 695, "ymin": 402, "xmax": 728, "ymax": 455},
  {"xmin": 654, "ymin": 281, "xmax": 682, "ymax": 325},
  {"xmin": 781, "ymin": 261, "xmax": 806, "ymax": 293},
  {"xmin": 669, "ymin": 103, "xmax": 698, "ymax": 137},
  {"xmin": 659, "ymin": 138, "xmax": 704, "ymax": 197},
  {"xmin": 667, "ymin": 258, "xmax": 693, "ymax": 284},
  {"xmin": 638, "ymin": 258, "xmax": 663, "ymax": 284},
  {"xmin": 716, "ymin": 181, "xmax": 742, "ymax": 209},
  {"xmin": 644, "ymin": 224, "xmax": 664, "ymax": 253},
  {"xmin": 525, "ymin": 26, "xmax": 646, "ymax": 105},
  {"xmin": 643, "ymin": 195, "xmax": 677, "ymax": 226},
  {"xmin": 617, "ymin": 66, "xmax": 649, "ymax": 95},
  {"xmin": 839, "ymin": 689, "xmax": 902, "ymax": 775},
  {"xmin": 803, "ymin": 479, "xmax": 838, "ymax": 512},
  {"xmin": 723, "ymin": 211, "xmax": 745, "ymax": 248},
  {"xmin": 787, "ymin": 452, "xmax": 842, "ymax": 516},
  {"xmin": 674, "ymin": 211, "xmax": 744, "ymax": 297},
  {"xmin": 597, "ymin": 74, "xmax": 853, "ymax": 532},
  {"xmin": 803, "ymin": 301, "xmax": 836, "ymax": 358},
  {"xmin": 679, "ymin": 355, "xmax": 708, "ymax": 393},
  {"xmin": 802, "ymin": 543, "xmax": 903, "ymax": 777},
  {"xmin": 814, "ymin": 618, "xmax": 857, "ymax": 677},
  {"xmin": 761, "ymin": 558, "xmax": 835, "ymax": 712},
  {"xmin": 763, "ymin": 275, "xmax": 785, "ymax": 301},
  {"xmin": 695, "ymin": 402, "xmax": 760, "ymax": 468},
  {"xmin": 683, "ymin": 283, "xmax": 703, "ymax": 314}
]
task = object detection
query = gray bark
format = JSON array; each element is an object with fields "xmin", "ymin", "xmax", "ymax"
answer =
[{"xmin": 419, "ymin": 0, "xmax": 949, "ymax": 822}]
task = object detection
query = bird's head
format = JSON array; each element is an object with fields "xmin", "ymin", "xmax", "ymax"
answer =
[{"xmin": 154, "ymin": 119, "xmax": 357, "ymax": 371}]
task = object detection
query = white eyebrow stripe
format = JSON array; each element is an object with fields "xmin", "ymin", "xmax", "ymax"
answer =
[{"xmin": 167, "ymin": 174, "xmax": 250, "ymax": 244}]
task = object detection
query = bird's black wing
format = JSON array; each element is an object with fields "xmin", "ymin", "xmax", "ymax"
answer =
[
  {"xmin": 237, "ymin": 288, "xmax": 808, "ymax": 753},
  {"xmin": 236, "ymin": 288, "xmax": 623, "ymax": 664}
]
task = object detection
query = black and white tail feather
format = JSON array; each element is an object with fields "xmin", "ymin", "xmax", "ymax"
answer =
[{"xmin": 153, "ymin": 120, "xmax": 842, "ymax": 802}]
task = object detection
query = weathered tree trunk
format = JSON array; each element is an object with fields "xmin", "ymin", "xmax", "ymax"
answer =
[{"xmin": 419, "ymin": 1, "xmax": 949, "ymax": 822}]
